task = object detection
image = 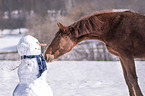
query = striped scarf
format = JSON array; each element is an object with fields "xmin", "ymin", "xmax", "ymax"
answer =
[{"xmin": 21, "ymin": 54, "xmax": 47, "ymax": 78}]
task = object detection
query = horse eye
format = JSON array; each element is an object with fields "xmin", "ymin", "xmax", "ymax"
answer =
[
  {"xmin": 70, "ymin": 28, "xmax": 74, "ymax": 31},
  {"xmin": 57, "ymin": 38, "xmax": 61, "ymax": 41}
]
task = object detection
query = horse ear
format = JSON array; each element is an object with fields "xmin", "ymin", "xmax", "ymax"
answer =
[{"xmin": 57, "ymin": 22, "xmax": 67, "ymax": 30}]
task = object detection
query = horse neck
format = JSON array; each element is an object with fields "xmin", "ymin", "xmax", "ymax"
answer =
[
  {"xmin": 75, "ymin": 34, "xmax": 105, "ymax": 45},
  {"xmin": 71, "ymin": 13, "xmax": 115, "ymax": 43},
  {"xmin": 71, "ymin": 14, "xmax": 111, "ymax": 44}
]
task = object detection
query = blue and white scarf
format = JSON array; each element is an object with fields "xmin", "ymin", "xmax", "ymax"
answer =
[{"xmin": 21, "ymin": 54, "xmax": 47, "ymax": 78}]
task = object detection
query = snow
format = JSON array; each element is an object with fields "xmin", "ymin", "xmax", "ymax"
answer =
[
  {"xmin": 0, "ymin": 28, "xmax": 28, "ymax": 53},
  {"xmin": 0, "ymin": 36, "xmax": 21, "ymax": 52},
  {"xmin": 0, "ymin": 29, "xmax": 144, "ymax": 96},
  {"xmin": 0, "ymin": 61, "xmax": 145, "ymax": 96},
  {"xmin": 112, "ymin": 9, "xmax": 131, "ymax": 12}
]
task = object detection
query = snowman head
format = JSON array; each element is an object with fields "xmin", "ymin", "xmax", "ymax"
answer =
[{"xmin": 17, "ymin": 35, "xmax": 46, "ymax": 56}]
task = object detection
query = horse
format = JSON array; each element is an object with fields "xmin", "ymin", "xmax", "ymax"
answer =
[{"xmin": 44, "ymin": 11, "xmax": 145, "ymax": 96}]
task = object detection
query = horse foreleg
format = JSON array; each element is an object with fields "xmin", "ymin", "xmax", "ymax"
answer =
[{"xmin": 119, "ymin": 56, "xmax": 143, "ymax": 96}]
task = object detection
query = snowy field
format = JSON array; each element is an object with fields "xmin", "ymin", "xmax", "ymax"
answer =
[{"xmin": 0, "ymin": 61, "xmax": 145, "ymax": 96}]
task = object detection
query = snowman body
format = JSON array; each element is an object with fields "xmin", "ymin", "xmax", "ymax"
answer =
[{"xmin": 13, "ymin": 35, "xmax": 53, "ymax": 96}]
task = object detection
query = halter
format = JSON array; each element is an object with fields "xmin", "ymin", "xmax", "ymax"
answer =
[{"xmin": 21, "ymin": 54, "xmax": 47, "ymax": 78}]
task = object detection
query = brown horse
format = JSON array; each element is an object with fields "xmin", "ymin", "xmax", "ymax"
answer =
[{"xmin": 44, "ymin": 11, "xmax": 145, "ymax": 96}]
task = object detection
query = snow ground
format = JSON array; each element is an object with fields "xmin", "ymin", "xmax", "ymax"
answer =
[{"xmin": 0, "ymin": 61, "xmax": 145, "ymax": 96}]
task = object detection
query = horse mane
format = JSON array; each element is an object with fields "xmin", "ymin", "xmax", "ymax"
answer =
[
  {"xmin": 68, "ymin": 12, "xmax": 105, "ymax": 37},
  {"xmin": 68, "ymin": 11, "xmax": 134, "ymax": 38}
]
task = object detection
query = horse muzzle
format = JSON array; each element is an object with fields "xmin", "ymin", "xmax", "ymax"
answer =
[{"xmin": 45, "ymin": 54, "xmax": 54, "ymax": 62}]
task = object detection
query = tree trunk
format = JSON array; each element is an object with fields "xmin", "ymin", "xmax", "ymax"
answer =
[{"xmin": 8, "ymin": 0, "xmax": 11, "ymax": 19}]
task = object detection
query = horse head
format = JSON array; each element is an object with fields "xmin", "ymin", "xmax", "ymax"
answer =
[
  {"xmin": 44, "ymin": 22, "xmax": 77, "ymax": 62},
  {"xmin": 44, "ymin": 15, "xmax": 105, "ymax": 62}
]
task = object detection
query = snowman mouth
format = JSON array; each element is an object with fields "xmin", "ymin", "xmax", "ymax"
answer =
[{"xmin": 35, "ymin": 48, "xmax": 41, "ymax": 50}]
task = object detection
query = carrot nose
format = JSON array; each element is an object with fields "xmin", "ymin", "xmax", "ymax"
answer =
[{"xmin": 38, "ymin": 43, "xmax": 47, "ymax": 46}]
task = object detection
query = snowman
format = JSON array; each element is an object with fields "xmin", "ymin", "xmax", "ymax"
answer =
[{"xmin": 13, "ymin": 35, "xmax": 53, "ymax": 96}]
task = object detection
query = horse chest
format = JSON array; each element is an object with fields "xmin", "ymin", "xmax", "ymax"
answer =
[
  {"xmin": 106, "ymin": 40, "xmax": 145, "ymax": 58},
  {"xmin": 133, "ymin": 46, "xmax": 145, "ymax": 58},
  {"xmin": 106, "ymin": 40, "xmax": 134, "ymax": 56}
]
